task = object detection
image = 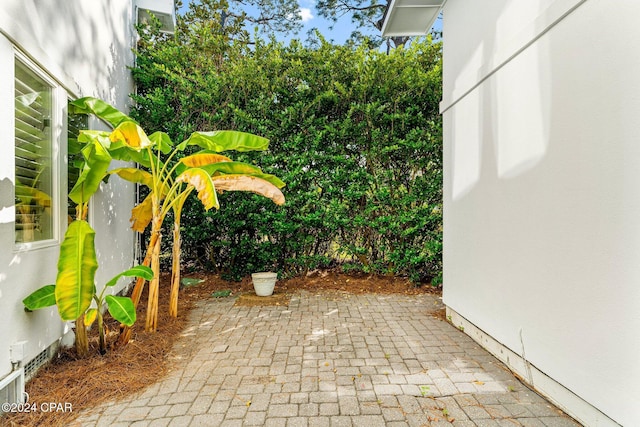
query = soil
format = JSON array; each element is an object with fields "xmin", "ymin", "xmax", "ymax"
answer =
[{"xmin": 3, "ymin": 270, "xmax": 441, "ymax": 427}]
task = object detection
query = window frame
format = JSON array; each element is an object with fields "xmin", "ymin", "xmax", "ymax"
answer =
[{"xmin": 13, "ymin": 50, "xmax": 66, "ymax": 251}]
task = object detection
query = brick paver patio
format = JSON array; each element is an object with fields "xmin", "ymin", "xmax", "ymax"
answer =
[{"xmin": 76, "ymin": 291, "xmax": 580, "ymax": 426}]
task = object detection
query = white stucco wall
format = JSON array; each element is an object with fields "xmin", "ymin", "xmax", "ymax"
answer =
[
  {"xmin": 0, "ymin": 0, "xmax": 137, "ymax": 380},
  {"xmin": 442, "ymin": 1, "xmax": 640, "ymax": 425}
]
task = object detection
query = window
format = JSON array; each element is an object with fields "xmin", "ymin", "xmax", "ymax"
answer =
[{"xmin": 14, "ymin": 59, "xmax": 55, "ymax": 244}]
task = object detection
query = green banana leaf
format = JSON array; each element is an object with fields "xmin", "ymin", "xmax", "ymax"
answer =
[
  {"xmin": 54, "ymin": 220, "xmax": 98, "ymax": 321},
  {"xmin": 110, "ymin": 145, "xmax": 152, "ymax": 167},
  {"xmin": 177, "ymin": 131, "xmax": 269, "ymax": 152},
  {"xmin": 105, "ymin": 295, "xmax": 136, "ymax": 326},
  {"xmin": 69, "ymin": 97, "xmax": 135, "ymax": 128},
  {"xmin": 105, "ymin": 265, "xmax": 154, "ymax": 288},
  {"xmin": 78, "ymin": 130, "xmax": 112, "ymax": 148},
  {"xmin": 22, "ymin": 284, "xmax": 56, "ymax": 311},
  {"xmin": 68, "ymin": 137, "xmax": 83, "ymax": 156},
  {"xmin": 77, "ymin": 130, "xmax": 150, "ymax": 165},
  {"xmin": 149, "ymin": 131, "xmax": 174, "ymax": 154},
  {"xmin": 68, "ymin": 137, "xmax": 112, "ymax": 205}
]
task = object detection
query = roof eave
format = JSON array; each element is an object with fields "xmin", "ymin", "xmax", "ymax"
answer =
[{"xmin": 381, "ymin": 0, "xmax": 446, "ymax": 37}]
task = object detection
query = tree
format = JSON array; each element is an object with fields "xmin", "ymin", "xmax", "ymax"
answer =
[
  {"xmin": 177, "ymin": 0, "xmax": 303, "ymax": 41},
  {"xmin": 132, "ymin": 22, "xmax": 444, "ymax": 283},
  {"xmin": 314, "ymin": 0, "xmax": 411, "ymax": 48},
  {"xmin": 314, "ymin": 0, "xmax": 443, "ymax": 49}
]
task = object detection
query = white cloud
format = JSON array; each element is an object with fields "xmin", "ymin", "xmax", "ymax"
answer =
[{"xmin": 299, "ymin": 7, "xmax": 314, "ymax": 22}]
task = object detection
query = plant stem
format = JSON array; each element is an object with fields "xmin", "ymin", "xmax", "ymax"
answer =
[
  {"xmin": 145, "ymin": 218, "xmax": 163, "ymax": 332},
  {"xmin": 98, "ymin": 310, "xmax": 106, "ymax": 355},
  {"xmin": 169, "ymin": 219, "xmax": 181, "ymax": 317},
  {"xmin": 75, "ymin": 314, "xmax": 89, "ymax": 357},
  {"xmin": 117, "ymin": 227, "xmax": 157, "ymax": 346}
]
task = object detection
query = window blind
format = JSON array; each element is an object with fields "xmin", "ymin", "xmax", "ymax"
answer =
[{"xmin": 14, "ymin": 60, "xmax": 54, "ymax": 243}]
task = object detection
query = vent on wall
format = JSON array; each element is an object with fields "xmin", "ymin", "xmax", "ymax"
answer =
[
  {"xmin": 24, "ymin": 348, "xmax": 49, "ymax": 382},
  {"xmin": 137, "ymin": 8, "xmax": 175, "ymax": 33},
  {"xmin": 0, "ymin": 369, "xmax": 25, "ymax": 411}
]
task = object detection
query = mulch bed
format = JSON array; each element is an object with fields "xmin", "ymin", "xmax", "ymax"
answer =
[
  {"xmin": 234, "ymin": 292, "xmax": 291, "ymax": 306},
  {"xmin": 3, "ymin": 270, "xmax": 440, "ymax": 427}
]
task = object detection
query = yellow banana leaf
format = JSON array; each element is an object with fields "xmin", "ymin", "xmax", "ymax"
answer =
[
  {"xmin": 211, "ymin": 175, "xmax": 285, "ymax": 205},
  {"xmin": 180, "ymin": 153, "xmax": 232, "ymax": 167},
  {"xmin": 84, "ymin": 308, "xmax": 98, "ymax": 327},
  {"xmin": 110, "ymin": 167, "xmax": 154, "ymax": 188},
  {"xmin": 54, "ymin": 220, "xmax": 98, "ymax": 321},
  {"xmin": 130, "ymin": 194, "xmax": 153, "ymax": 232},
  {"xmin": 109, "ymin": 122, "xmax": 153, "ymax": 150},
  {"xmin": 200, "ymin": 162, "xmax": 286, "ymax": 188},
  {"xmin": 176, "ymin": 168, "xmax": 219, "ymax": 210}
]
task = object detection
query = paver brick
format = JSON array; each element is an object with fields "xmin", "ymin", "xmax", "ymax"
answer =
[
  {"xmin": 167, "ymin": 415, "xmax": 192, "ymax": 427},
  {"xmin": 117, "ymin": 406, "xmax": 151, "ymax": 422},
  {"xmin": 287, "ymin": 416, "xmax": 310, "ymax": 427},
  {"xmin": 74, "ymin": 292, "xmax": 580, "ymax": 427},
  {"xmin": 165, "ymin": 403, "xmax": 191, "ymax": 417},
  {"xmin": 330, "ymin": 415, "xmax": 352, "ymax": 426},
  {"xmin": 191, "ymin": 414, "xmax": 224, "ymax": 426},
  {"xmin": 319, "ymin": 402, "xmax": 340, "ymax": 416},
  {"xmin": 268, "ymin": 404, "xmax": 298, "ymax": 417},
  {"xmin": 309, "ymin": 417, "xmax": 331, "ymax": 427}
]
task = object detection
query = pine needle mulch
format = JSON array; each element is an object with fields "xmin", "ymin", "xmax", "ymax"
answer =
[
  {"xmin": 3, "ymin": 273, "xmax": 239, "ymax": 427},
  {"xmin": 3, "ymin": 270, "xmax": 439, "ymax": 427}
]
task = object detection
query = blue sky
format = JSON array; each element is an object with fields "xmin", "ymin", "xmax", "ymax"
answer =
[
  {"xmin": 178, "ymin": 1, "xmax": 442, "ymax": 45},
  {"xmin": 281, "ymin": 0, "xmax": 379, "ymax": 44}
]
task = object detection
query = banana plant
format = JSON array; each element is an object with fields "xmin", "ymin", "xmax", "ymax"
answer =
[
  {"xmin": 65, "ymin": 99, "xmax": 142, "ymax": 355},
  {"xmin": 109, "ymin": 128, "xmax": 286, "ymax": 332},
  {"xmin": 23, "ymin": 261, "xmax": 153, "ymax": 355},
  {"xmin": 67, "ymin": 97, "xmax": 286, "ymax": 336},
  {"xmin": 21, "ymin": 97, "xmax": 144, "ymax": 356}
]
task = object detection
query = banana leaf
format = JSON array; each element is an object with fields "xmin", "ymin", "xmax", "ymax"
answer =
[
  {"xmin": 54, "ymin": 220, "xmax": 98, "ymax": 321},
  {"xmin": 105, "ymin": 265, "xmax": 153, "ymax": 288},
  {"xmin": 211, "ymin": 175, "xmax": 285, "ymax": 205},
  {"xmin": 130, "ymin": 194, "xmax": 154, "ymax": 233},
  {"xmin": 69, "ymin": 97, "xmax": 135, "ymax": 128},
  {"xmin": 68, "ymin": 137, "xmax": 112, "ymax": 205},
  {"xmin": 109, "ymin": 122, "xmax": 153, "ymax": 150},
  {"xmin": 105, "ymin": 295, "xmax": 136, "ymax": 326},
  {"xmin": 177, "ymin": 131, "xmax": 269, "ymax": 152},
  {"xmin": 200, "ymin": 162, "xmax": 286, "ymax": 188},
  {"xmin": 22, "ymin": 284, "xmax": 56, "ymax": 311},
  {"xmin": 176, "ymin": 168, "xmax": 219, "ymax": 210}
]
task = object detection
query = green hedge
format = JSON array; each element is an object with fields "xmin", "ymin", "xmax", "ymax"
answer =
[{"xmin": 132, "ymin": 25, "xmax": 442, "ymax": 284}]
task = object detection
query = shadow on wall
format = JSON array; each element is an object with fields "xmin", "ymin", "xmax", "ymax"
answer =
[
  {"xmin": 4, "ymin": 0, "xmax": 138, "ymax": 275},
  {"xmin": 0, "ymin": 178, "xmax": 13, "ymax": 211},
  {"xmin": 449, "ymin": 0, "xmax": 551, "ymax": 201},
  {"xmin": 5, "ymin": 0, "xmax": 135, "ymax": 108}
]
